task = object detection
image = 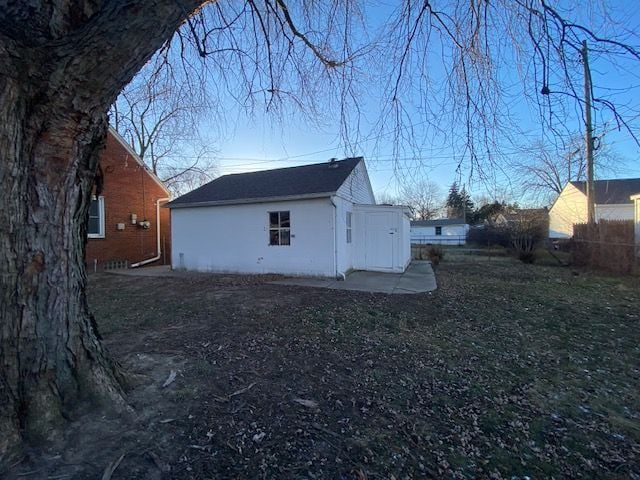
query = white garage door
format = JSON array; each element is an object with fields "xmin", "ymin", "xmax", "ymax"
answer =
[{"xmin": 364, "ymin": 211, "xmax": 396, "ymax": 271}]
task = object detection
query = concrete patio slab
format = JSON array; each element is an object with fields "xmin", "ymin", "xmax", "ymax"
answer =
[
  {"xmin": 106, "ymin": 265, "xmax": 174, "ymax": 277},
  {"xmin": 269, "ymin": 261, "xmax": 437, "ymax": 294},
  {"xmin": 104, "ymin": 262, "xmax": 437, "ymax": 295}
]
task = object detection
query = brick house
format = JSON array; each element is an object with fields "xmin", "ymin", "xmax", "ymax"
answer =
[{"xmin": 86, "ymin": 128, "xmax": 171, "ymax": 270}]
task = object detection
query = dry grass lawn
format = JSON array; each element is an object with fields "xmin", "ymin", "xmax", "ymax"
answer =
[{"xmin": 8, "ymin": 249, "xmax": 640, "ymax": 479}]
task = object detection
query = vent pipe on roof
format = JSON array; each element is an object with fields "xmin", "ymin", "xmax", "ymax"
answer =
[{"xmin": 328, "ymin": 158, "xmax": 338, "ymax": 168}]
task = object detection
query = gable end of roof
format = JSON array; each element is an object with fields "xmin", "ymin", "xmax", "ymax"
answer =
[
  {"xmin": 167, "ymin": 157, "xmax": 364, "ymax": 208},
  {"xmin": 108, "ymin": 127, "xmax": 171, "ymax": 196}
]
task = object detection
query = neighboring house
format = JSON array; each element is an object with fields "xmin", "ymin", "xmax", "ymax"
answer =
[
  {"xmin": 493, "ymin": 208, "xmax": 548, "ymax": 227},
  {"xmin": 410, "ymin": 219, "xmax": 469, "ymax": 245},
  {"xmin": 168, "ymin": 158, "xmax": 411, "ymax": 277},
  {"xmin": 549, "ymin": 178, "xmax": 640, "ymax": 238},
  {"xmin": 86, "ymin": 128, "xmax": 171, "ymax": 269}
]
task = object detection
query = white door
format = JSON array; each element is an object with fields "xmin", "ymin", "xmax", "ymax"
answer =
[{"xmin": 365, "ymin": 212, "xmax": 396, "ymax": 271}]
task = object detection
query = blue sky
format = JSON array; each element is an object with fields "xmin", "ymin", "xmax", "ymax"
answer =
[
  {"xmin": 199, "ymin": 1, "xmax": 640, "ymax": 206},
  {"xmin": 213, "ymin": 113, "xmax": 473, "ymax": 198},
  {"xmin": 124, "ymin": 1, "xmax": 640, "ymax": 207},
  {"xmin": 212, "ymin": 104, "xmax": 639, "ymax": 209}
]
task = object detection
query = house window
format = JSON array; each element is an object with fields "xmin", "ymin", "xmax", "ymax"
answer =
[
  {"xmin": 346, "ymin": 211, "xmax": 352, "ymax": 244},
  {"xmin": 88, "ymin": 196, "xmax": 105, "ymax": 238},
  {"xmin": 435, "ymin": 226, "xmax": 442, "ymax": 236},
  {"xmin": 269, "ymin": 211, "xmax": 290, "ymax": 245}
]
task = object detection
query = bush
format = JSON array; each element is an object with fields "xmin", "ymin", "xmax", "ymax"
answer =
[
  {"xmin": 427, "ymin": 246, "xmax": 445, "ymax": 265},
  {"xmin": 510, "ymin": 229, "xmax": 539, "ymax": 263},
  {"xmin": 467, "ymin": 212, "xmax": 547, "ymax": 263},
  {"xmin": 509, "ymin": 214, "xmax": 547, "ymax": 263},
  {"xmin": 517, "ymin": 250, "xmax": 536, "ymax": 264},
  {"xmin": 467, "ymin": 225, "xmax": 511, "ymax": 248}
]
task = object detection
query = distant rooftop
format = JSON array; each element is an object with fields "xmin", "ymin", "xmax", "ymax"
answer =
[
  {"xmin": 411, "ymin": 218, "xmax": 467, "ymax": 227},
  {"xmin": 168, "ymin": 157, "xmax": 363, "ymax": 208},
  {"xmin": 501, "ymin": 208, "xmax": 548, "ymax": 222}
]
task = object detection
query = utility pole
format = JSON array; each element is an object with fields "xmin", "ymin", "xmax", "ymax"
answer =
[{"xmin": 582, "ymin": 40, "xmax": 596, "ymax": 225}]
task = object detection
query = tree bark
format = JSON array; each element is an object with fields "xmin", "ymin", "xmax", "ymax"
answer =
[
  {"xmin": 0, "ymin": 90, "xmax": 125, "ymax": 464},
  {"xmin": 0, "ymin": 0, "xmax": 203, "ymax": 469}
]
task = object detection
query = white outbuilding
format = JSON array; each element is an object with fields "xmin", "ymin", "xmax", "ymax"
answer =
[
  {"xmin": 168, "ymin": 158, "xmax": 411, "ymax": 278},
  {"xmin": 410, "ymin": 219, "xmax": 469, "ymax": 245}
]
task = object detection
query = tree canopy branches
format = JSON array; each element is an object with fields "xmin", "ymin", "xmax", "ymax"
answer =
[
  {"xmin": 130, "ymin": 0, "xmax": 640, "ymax": 187},
  {"xmin": 2, "ymin": 2, "xmax": 639, "ymax": 467}
]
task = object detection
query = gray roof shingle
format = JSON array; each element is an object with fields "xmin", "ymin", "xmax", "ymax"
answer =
[
  {"xmin": 411, "ymin": 218, "xmax": 467, "ymax": 227},
  {"xmin": 569, "ymin": 178, "xmax": 640, "ymax": 205},
  {"xmin": 168, "ymin": 157, "xmax": 363, "ymax": 208},
  {"xmin": 501, "ymin": 208, "xmax": 548, "ymax": 222}
]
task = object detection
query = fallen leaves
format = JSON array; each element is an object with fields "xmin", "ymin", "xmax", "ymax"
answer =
[
  {"xmin": 292, "ymin": 398, "xmax": 319, "ymax": 409},
  {"xmin": 101, "ymin": 453, "xmax": 125, "ymax": 480},
  {"xmin": 76, "ymin": 251, "xmax": 640, "ymax": 478},
  {"xmin": 162, "ymin": 370, "xmax": 177, "ymax": 387},
  {"xmin": 213, "ymin": 382, "xmax": 257, "ymax": 403}
]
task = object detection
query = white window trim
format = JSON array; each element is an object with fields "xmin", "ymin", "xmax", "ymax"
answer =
[
  {"xmin": 88, "ymin": 196, "xmax": 105, "ymax": 239},
  {"xmin": 346, "ymin": 211, "xmax": 353, "ymax": 244},
  {"xmin": 268, "ymin": 210, "xmax": 291, "ymax": 246}
]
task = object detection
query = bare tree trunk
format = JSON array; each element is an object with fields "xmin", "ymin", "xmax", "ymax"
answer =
[
  {"xmin": 0, "ymin": 0, "xmax": 203, "ymax": 468},
  {"xmin": 0, "ymin": 79, "xmax": 127, "ymax": 466}
]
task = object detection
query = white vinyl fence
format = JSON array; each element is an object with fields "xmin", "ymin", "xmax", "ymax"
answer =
[{"xmin": 410, "ymin": 234, "xmax": 466, "ymax": 245}]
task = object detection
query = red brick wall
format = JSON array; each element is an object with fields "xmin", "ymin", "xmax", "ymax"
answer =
[{"xmin": 85, "ymin": 132, "xmax": 171, "ymax": 269}]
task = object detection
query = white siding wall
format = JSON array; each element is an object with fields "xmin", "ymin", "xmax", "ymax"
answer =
[
  {"xmin": 549, "ymin": 184, "xmax": 588, "ymax": 238},
  {"xmin": 411, "ymin": 225, "xmax": 467, "ymax": 236},
  {"xmin": 352, "ymin": 207, "xmax": 366, "ymax": 270},
  {"xmin": 332, "ymin": 196, "xmax": 353, "ymax": 276},
  {"xmin": 332, "ymin": 160, "xmax": 376, "ymax": 275},
  {"xmin": 633, "ymin": 196, "xmax": 640, "ymax": 253},
  {"xmin": 550, "ymin": 184, "xmax": 635, "ymax": 238},
  {"xmin": 595, "ymin": 204, "xmax": 634, "ymax": 221},
  {"xmin": 352, "ymin": 205, "xmax": 410, "ymax": 273},
  {"xmin": 401, "ymin": 214, "xmax": 411, "ymax": 269},
  {"xmin": 336, "ymin": 160, "xmax": 375, "ymax": 204},
  {"xmin": 171, "ymin": 198, "xmax": 336, "ymax": 276}
]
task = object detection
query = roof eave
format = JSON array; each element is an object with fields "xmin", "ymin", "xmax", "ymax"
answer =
[
  {"xmin": 167, "ymin": 191, "xmax": 336, "ymax": 209},
  {"xmin": 108, "ymin": 127, "xmax": 171, "ymax": 197}
]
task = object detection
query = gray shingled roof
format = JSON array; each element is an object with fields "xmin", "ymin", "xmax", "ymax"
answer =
[
  {"xmin": 411, "ymin": 218, "xmax": 467, "ymax": 227},
  {"xmin": 168, "ymin": 157, "xmax": 363, "ymax": 208},
  {"xmin": 501, "ymin": 208, "xmax": 548, "ymax": 222},
  {"xmin": 569, "ymin": 178, "xmax": 640, "ymax": 205}
]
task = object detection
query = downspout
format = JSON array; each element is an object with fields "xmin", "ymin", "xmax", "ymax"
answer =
[
  {"xmin": 131, "ymin": 197, "xmax": 170, "ymax": 268},
  {"xmin": 330, "ymin": 196, "xmax": 346, "ymax": 280}
]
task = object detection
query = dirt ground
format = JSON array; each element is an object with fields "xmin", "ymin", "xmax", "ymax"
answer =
[{"xmin": 7, "ymin": 250, "xmax": 640, "ymax": 479}]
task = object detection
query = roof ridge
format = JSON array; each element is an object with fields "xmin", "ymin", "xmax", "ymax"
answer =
[
  {"xmin": 219, "ymin": 157, "xmax": 363, "ymax": 179},
  {"xmin": 571, "ymin": 177, "xmax": 640, "ymax": 183}
]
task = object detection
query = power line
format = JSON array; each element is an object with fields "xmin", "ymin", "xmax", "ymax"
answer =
[{"xmin": 214, "ymin": 148, "xmax": 566, "ymax": 171}]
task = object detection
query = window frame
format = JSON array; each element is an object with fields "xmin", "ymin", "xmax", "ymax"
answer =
[
  {"xmin": 88, "ymin": 195, "xmax": 105, "ymax": 239},
  {"xmin": 435, "ymin": 226, "xmax": 442, "ymax": 236},
  {"xmin": 268, "ymin": 211, "xmax": 291, "ymax": 246},
  {"xmin": 346, "ymin": 211, "xmax": 353, "ymax": 244}
]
